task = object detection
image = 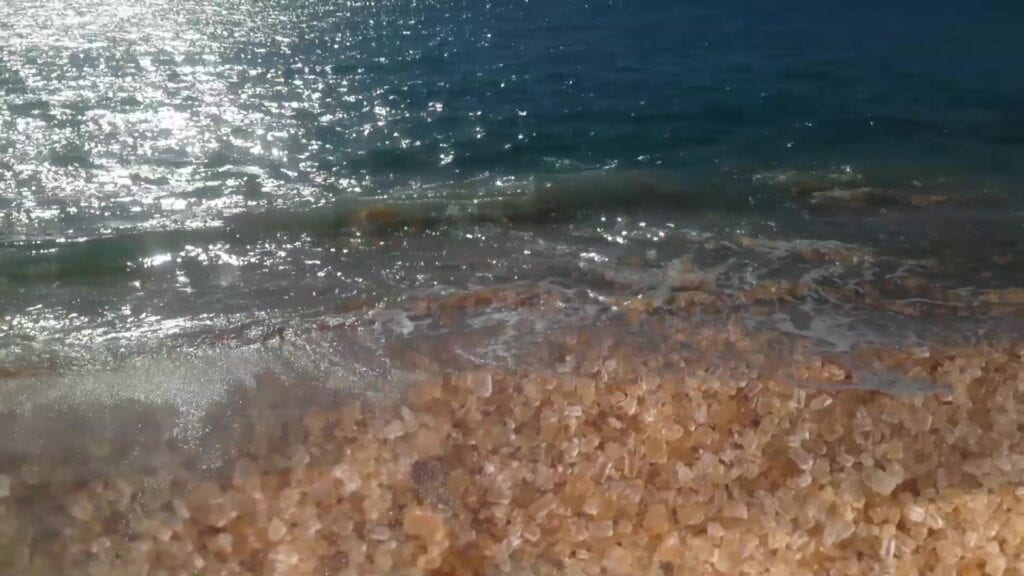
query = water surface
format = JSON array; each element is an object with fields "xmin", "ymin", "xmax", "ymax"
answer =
[{"xmin": 1, "ymin": 0, "xmax": 1023, "ymax": 419}]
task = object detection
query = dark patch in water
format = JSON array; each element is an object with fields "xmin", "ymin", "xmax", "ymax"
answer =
[
  {"xmin": 6, "ymin": 99, "xmax": 51, "ymax": 119},
  {"xmin": 49, "ymin": 145, "xmax": 96, "ymax": 169}
]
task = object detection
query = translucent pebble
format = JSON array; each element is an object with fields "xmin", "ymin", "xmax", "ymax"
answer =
[
  {"xmin": 205, "ymin": 504, "xmax": 238, "ymax": 529},
  {"xmin": 268, "ymin": 518, "xmax": 287, "ymax": 542},
  {"xmin": 289, "ymin": 447, "xmax": 310, "ymax": 470},
  {"xmin": 412, "ymin": 427, "xmax": 445, "ymax": 458},
  {"xmin": 108, "ymin": 478, "xmax": 134, "ymax": 510},
  {"xmin": 400, "ymin": 405, "xmax": 419, "ymax": 432},
  {"xmin": 344, "ymin": 535, "xmax": 367, "ymax": 564},
  {"xmin": 210, "ymin": 533, "xmax": 233, "ymax": 555},
  {"xmin": 591, "ymin": 520, "xmax": 614, "ymax": 538},
  {"xmin": 602, "ymin": 545, "xmax": 634, "ymax": 576},
  {"xmin": 865, "ymin": 466, "xmax": 904, "ymax": 496},
  {"xmin": 576, "ymin": 378, "xmax": 597, "ymax": 406},
  {"xmin": 654, "ymin": 532, "xmax": 685, "ymax": 563},
  {"xmin": 643, "ymin": 504, "xmax": 671, "ymax": 535},
  {"xmin": 402, "ymin": 507, "xmax": 447, "ymax": 543},
  {"xmin": 373, "ymin": 545, "xmax": 394, "ymax": 571},
  {"xmin": 332, "ymin": 464, "xmax": 363, "ymax": 495},
  {"xmin": 232, "ymin": 459, "xmax": 260, "ymax": 489},
  {"xmin": 713, "ymin": 543, "xmax": 739, "ymax": 573},
  {"xmin": 925, "ymin": 509, "xmax": 944, "ymax": 529},
  {"xmin": 644, "ymin": 436, "xmax": 668, "ymax": 463},
  {"xmin": 674, "ymin": 463, "xmax": 695, "ymax": 485},
  {"xmin": 369, "ymin": 526, "xmax": 391, "ymax": 541},
  {"xmin": 880, "ymin": 537, "xmax": 896, "ymax": 561},
  {"xmin": 676, "ymin": 503, "xmax": 705, "ymax": 526},
  {"xmin": 67, "ymin": 496, "xmax": 94, "ymax": 521},
  {"xmin": 528, "ymin": 494, "xmax": 558, "ymax": 518},
  {"xmin": 789, "ymin": 446, "xmax": 813, "ymax": 471},
  {"xmin": 723, "ymin": 500, "xmax": 748, "ymax": 520},
  {"xmin": 984, "ymin": 553, "xmax": 1007, "ymax": 576},
  {"xmin": 90, "ymin": 537, "xmax": 112, "ymax": 554},
  {"xmin": 0, "ymin": 474, "xmax": 9, "ymax": 498},
  {"xmin": 172, "ymin": 498, "xmax": 190, "ymax": 519},
  {"xmin": 809, "ymin": 395, "xmax": 832, "ymax": 410},
  {"xmin": 823, "ymin": 518, "xmax": 856, "ymax": 545},
  {"xmin": 468, "ymin": 372, "xmax": 493, "ymax": 397},
  {"xmin": 269, "ymin": 544, "xmax": 299, "ymax": 569},
  {"xmin": 378, "ymin": 420, "xmax": 406, "ymax": 440},
  {"xmin": 408, "ymin": 379, "xmax": 442, "ymax": 407},
  {"xmin": 151, "ymin": 521, "xmax": 174, "ymax": 542},
  {"xmin": 906, "ymin": 411, "xmax": 933, "ymax": 432},
  {"xmin": 487, "ymin": 484, "xmax": 512, "ymax": 504},
  {"xmin": 903, "ymin": 504, "xmax": 926, "ymax": 523},
  {"xmin": 662, "ymin": 422, "xmax": 685, "ymax": 440},
  {"xmin": 792, "ymin": 473, "xmax": 813, "ymax": 488}
]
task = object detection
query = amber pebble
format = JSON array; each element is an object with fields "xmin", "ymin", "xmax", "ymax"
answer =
[
  {"xmin": 602, "ymin": 545, "xmax": 635, "ymax": 576},
  {"xmin": 642, "ymin": 503, "xmax": 671, "ymax": 535},
  {"xmin": 402, "ymin": 507, "xmax": 447, "ymax": 543},
  {"xmin": 66, "ymin": 496, "xmax": 94, "ymax": 522}
]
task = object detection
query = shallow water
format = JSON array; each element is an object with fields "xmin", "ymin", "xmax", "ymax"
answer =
[{"xmin": 3, "ymin": 0, "xmax": 1023, "ymax": 367}]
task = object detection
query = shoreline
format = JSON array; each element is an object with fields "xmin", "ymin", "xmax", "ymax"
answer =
[{"xmin": 1, "ymin": 309, "xmax": 1021, "ymax": 575}]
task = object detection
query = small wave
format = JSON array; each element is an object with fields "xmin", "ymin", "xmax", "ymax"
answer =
[
  {"xmin": 797, "ymin": 187, "xmax": 1008, "ymax": 211},
  {"xmin": 0, "ymin": 168, "xmax": 1017, "ymax": 291}
]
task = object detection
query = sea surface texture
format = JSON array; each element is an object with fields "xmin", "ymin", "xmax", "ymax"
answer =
[{"xmin": 1, "ymin": 1, "xmax": 1024, "ymax": 574}]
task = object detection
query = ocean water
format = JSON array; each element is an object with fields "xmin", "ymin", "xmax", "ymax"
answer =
[
  {"xmin": 0, "ymin": 1, "xmax": 1021, "ymax": 440},
  {"xmin": 3, "ymin": 0, "xmax": 1023, "ymax": 358},
  {"xmin": 1, "ymin": 0, "xmax": 1023, "ymax": 413}
]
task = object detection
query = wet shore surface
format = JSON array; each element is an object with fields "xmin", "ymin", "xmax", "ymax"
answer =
[{"xmin": 1, "ymin": 277, "xmax": 1022, "ymax": 575}]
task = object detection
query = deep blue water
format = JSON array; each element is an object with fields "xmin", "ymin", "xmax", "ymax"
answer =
[
  {"xmin": 1, "ymin": 0, "xmax": 1023, "ymax": 368},
  {"xmin": 4, "ymin": 1, "xmax": 1024, "ymax": 225}
]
